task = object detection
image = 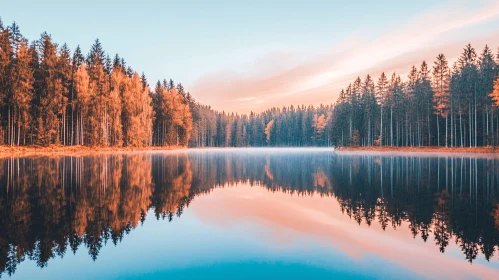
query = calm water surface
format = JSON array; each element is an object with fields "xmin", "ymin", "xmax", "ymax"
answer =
[{"xmin": 1, "ymin": 148, "xmax": 499, "ymax": 279}]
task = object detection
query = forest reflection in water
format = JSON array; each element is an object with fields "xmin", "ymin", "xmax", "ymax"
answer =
[{"xmin": 1, "ymin": 149, "xmax": 499, "ymax": 278}]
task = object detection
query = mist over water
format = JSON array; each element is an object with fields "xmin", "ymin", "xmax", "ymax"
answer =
[{"xmin": 1, "ymin": 149, "xmax": 499, "ymax": 279}]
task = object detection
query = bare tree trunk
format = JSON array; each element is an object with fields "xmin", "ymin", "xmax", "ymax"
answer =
[
  {"xmin": 427, "ymin": 104, "xmax": 430, "ymax": 146},
  {"xmin": 486, "ymin": 107, "xmax": 489, "ymax": 146},
  {"xmin": 460, "ymin": 112, "xmax": 463, "ymax": 147},
  {"xmin": 437, "ymin": 114, "xmax": 440, "ymax": 146},
  {"xmin": 390, "ymin": 106, "xmax": 393, "ymax": 147},
  {"xmin": 493, "ymin": 109, "xmax": 495, "ymax": 147},
  {"xmin": 80, "ymin": 110, "xmax": 83, "ymax": 145},
  {"xmin": 8, "ymin": 107, "xmax": 11, "ymax": 146},
  {"xmin": 450, "ymin": 97, "xmax": 453, "ymax": 147},
  {"xmin": 380, "ymin": 106, "xmax": 383, "ymax": 146},
  {"xmin": 71, "ymin": 105, "xmax": 74, "ymax": 146},
  {"xmin": 368, "ymin": 116, "xmax": 371, "ymax": 146},
  {"xmin": 17, "ymin": 111, "xmax": 20, "ymax": 146},
  {"xmin": 469, "ymin": 104, "xmax": 472, "ymax": 148},
  {"xmin": 445, "ymin": 115, "xmax": 448, "ymax": 147},
  {"xmin": 474, "ymin": 88, "xmax": 477, "ymax": 148}
]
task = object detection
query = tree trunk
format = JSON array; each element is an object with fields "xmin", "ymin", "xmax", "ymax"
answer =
[
  {"xmin": 486, "ymin": 107, "xmax": 489, "ymax": 146},
  {"xmin": 427, "ymin": 104, "xmax": 430, "ymax": 146},
  {"xmin": 450, "ymin": 97, "xmax": 454, "ymax": 147},
  {"xmin": 460, "ymin": 112, "xmax": 463, "ymax": 147},
  {"xmin": 380, "ymin": 106, "xmax": 383, "ymax": 146},
  {"xmin": 390, "ymin": 106, "xmax": 393, "ymax": 147},
  {"xmin": 17, "ymin": 111, "xmax": 20, "ymax": 146},
  {"xmin": 445, "ymin": 115, "xmax": 448, "ymax": 147},
  {"xmin": 437, "ymin": 114, "xmax": 440, "ymax": 146}
]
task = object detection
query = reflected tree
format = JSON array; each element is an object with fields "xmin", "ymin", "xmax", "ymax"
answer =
[{"xmin": 1, "ymin": 151, "xmax": 499, "ymax": 277}]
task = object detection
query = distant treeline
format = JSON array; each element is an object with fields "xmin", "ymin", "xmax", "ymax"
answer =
[
  {"xmin": 189, "ymin": 104, "xmax": 333, "ymax": 147},
  {"xmin": 2, "ymin": 18, "xmax": 499, "ymax": 148},
  {"xmin": 193, "ymin": 45, "xmax": 499, "ymax": 148}
]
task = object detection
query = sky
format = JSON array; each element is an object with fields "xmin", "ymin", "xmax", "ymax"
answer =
[{"xmin": 3, "ymin": 0, "xmax": 499, "ymax": 113}]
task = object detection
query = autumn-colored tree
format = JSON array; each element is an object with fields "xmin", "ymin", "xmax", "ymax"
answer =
[
  {"xmin": 3, "ymin": 17, "xmax": 499, "ymax": 150},
  {"xmin": 73, "ymin": 64, "xmax": 91, "ymax": 145},
  {"xmin": 9, "ymin": 41, "xmax": 34, "ymax": 145},
  {"xmin": 0, "ymin": 19, "xmax": 12, "ymax": 144},
  {"xmin": 151, "ymin": 83, "xmax": 191, "ymax": 147},
  {"xmin": 265, "ymin": 119, "xmax": 274, "ymax": 145},
  {"xmin": 490, "ymin": 74, "xmax": 499, "ymax": 108},
  {"xmin": 312, "ymin": 113, "xmax": 327, "ymax": 145},
  {"xmin": 122, "ymin": 73, "xmax": 153, "ymax": 147},
  {"xmin": 107, "ymin": 65, "xmax": 125, "ymax": 146}
]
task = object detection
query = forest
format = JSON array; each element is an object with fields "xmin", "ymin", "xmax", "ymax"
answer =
[
  {"xmin": 0, "ymin": 19, "xmax": 192, "ymax": 147},
  {"xmin": 193, "ymin": 45, "xmax": 499, "ymax": 148},
  {"xmin": 2, "ymin": 18, "xmax": 499, "ymax": 148}
]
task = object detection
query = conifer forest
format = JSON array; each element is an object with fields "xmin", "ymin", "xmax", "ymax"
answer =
[{"xmin": 2, "ymin": 19, "xmax": 499, "ymax": 148}]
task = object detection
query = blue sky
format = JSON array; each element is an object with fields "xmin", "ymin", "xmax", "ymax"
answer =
[{"xmin": 3, "ymin": 0, "xmax": 499, "ymax": 112}]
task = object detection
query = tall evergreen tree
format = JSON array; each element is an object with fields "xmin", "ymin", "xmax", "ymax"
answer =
[{"xmin": 432, "ymin": 54, "xmax": 450, "ymax": 146}]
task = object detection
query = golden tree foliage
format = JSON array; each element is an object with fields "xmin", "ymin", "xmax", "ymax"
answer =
[
  {"xmin": 153, "ymin": 86, "xmax": 192, "ymax": 146},
  {"xmin": 0, "ymin": 24, "xmax": 197, "ymax": 148},
  {"xmin": 312, "ymin": 113, "xmax": 327, "ymax": 139},
  {"xmin": 108, "ymin": 67, "xmax": 125, "ymax": 146},
  {"xmin": 122, "ymin": 74, "xmax": 153, "ymax": 146},
  {"xmin": 73, "ymin": 65, "xmax": 91, "ymax": 145},
  {"xmin": 9, "ymin": 42, "xmax": 34, "ymax": 145},
  {"xmin": 265, "ymin": 119, "xmax": 274, "ymax": 144},
  {"xmin": 490, "ymin": 75, "xmax": 499, "ymax": 108}
]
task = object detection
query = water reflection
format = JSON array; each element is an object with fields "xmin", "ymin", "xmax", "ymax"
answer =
[{"xmin": 0, "ymin": 150, "xmax": 499, "ymax": 278}]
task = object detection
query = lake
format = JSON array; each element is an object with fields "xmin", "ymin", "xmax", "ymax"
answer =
[{"xmin": 1, "ymin": 148, "xmax": 499, "ymax": 279}]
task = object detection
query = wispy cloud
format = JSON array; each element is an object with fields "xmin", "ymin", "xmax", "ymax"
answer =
[
  {"xmin": 235, "ymin": 97, "xmax": 256, "ymax": 101},
  {"xmin": 191, "ymin": 0, "xmax": 499, "ymax": 113}
]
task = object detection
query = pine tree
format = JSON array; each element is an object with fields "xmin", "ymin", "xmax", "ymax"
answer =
[
  {"xmin": 8, "ymin": 22, "xmax": 22, "ymax": 53},
  {"xmin": 87, "ymin": 38, "xmax": 110, "ymax": 146},
  {"xmin": 376, "ymin": 72, "xmax": 388, "ymax": 146},
  {"xmin": 58, "ymin": 43, "xmax": 72, "ymax": 145},
  {"xmin": 479, "ymin": 45, "xmax": 497, "ymax": 146},
  {"xmin": 432, "ymin": 54, "xmax": 450, "ymax": 146},
  {"xmin": 37, "ymin": 32, "xmax": 63, "ymax": 145},
  {"xmin": 362, "ymin": 75, "xmax": 376, "ymax": 146},
  {"xmin": 458, "ymin": 44, "xmax": 479, "ymax": 147},
  {"xmin": 9, "ymin": 40, "xmax": 34, "ymax": 145}
]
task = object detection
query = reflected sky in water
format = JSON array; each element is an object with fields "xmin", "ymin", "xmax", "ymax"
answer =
[{"xmin": 1, "ymin": 149, "xmax": 499, "ymax": 279}]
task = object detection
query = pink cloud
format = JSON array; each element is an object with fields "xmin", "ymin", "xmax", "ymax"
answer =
[{"xmin": 190, "ymin": 1, "xmax": 499, "ymax": 114}]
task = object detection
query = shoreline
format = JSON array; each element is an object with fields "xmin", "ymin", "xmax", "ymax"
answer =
[
  {"xmin": 1, "ymin": 145, "xmax": 498, "ymax": 158},
  {"xmin": 0, "ymin": 145, "xmax": 186, "ymax": 158},
  {"xmin": 337, "ymin": 146, "xmax": 499, "ymax": 153}
]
